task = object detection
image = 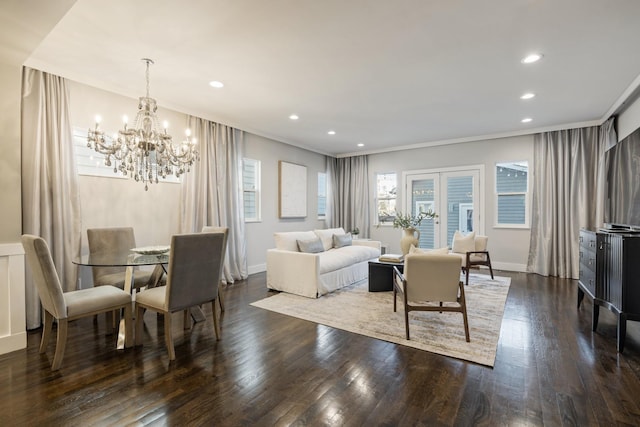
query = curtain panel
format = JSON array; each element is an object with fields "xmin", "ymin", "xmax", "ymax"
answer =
[
  {"xmin": 179, "ymin": 116, "xmax": 248, "ymax": 282},
  {"xmin": 326, "ymin": 155, "xmax": 370, "ymax": 237},
  {"xmin": 527, "ymin": 118, "xmax": 615, "ymax": 278},
  {"xmin": 21, "ymin": 67, "xmax": 82, "ymax": 329}
]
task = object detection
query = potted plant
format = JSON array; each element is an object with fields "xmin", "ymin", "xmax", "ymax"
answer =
[
  {"xmin": 351, "ymin": 227, "xmax": 360, "ymax": 239},
  {"xmin": 392, "ymin": 209, "xmax": 438, "ymax": 254}
]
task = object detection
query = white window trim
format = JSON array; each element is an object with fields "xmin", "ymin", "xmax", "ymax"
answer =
[
  {"xmin": 375, "ymin": 171, "xmax": 398, "ymax": 227},
  {"xmin": 317, "ymin": 172, "xmax": 327, "ymax": 220},
  {"xmin": 494, "ymin": 161, "xmax": 530, "ymax": 229},
  {"xmin": 243, "ymin": 158, "xmax": 261, "ymax": 223}
]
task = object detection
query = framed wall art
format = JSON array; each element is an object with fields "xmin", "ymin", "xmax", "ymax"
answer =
[{"xmin": 279, "ymin": 161, "xmax": 307, "ymax": 218}]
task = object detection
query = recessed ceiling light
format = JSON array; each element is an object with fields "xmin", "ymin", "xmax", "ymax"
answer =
[
  {"xmin": 289, "ymin": 114, "xmax": 299, "ymax": 120},
  {"xmin": 521, "ymin": 53, "xmax": 543, "ymax": 64},
  {"xmin": 328, "ymin": 130, "xmax": 336, "ymax": 135},
  {"xmin": 357, "ymin": 143, "xmax": 364, "ymax": 147},
  {"xmin": 520, "ymin": 92, "xmax": 536, "ymax": 100},
  {"xmin": 521, "ymin": 118, "xmax": 533, "ymax": 123},
  {"xmin": 209, "ymin": 81, "xmax": 224, "ymax": 88}
]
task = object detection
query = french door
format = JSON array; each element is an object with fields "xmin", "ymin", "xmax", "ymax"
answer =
[{"xmin": 405, "ymin": 167, "xmax": 481, "ymax": 249}]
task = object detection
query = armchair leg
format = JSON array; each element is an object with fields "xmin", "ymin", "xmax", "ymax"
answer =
[
  {"xmin": 40, "ymin": 310, "xmax": 54, "ymax": 353},
  {"xmin": 459, "ymin": 282, "xmax": 470, "ymax": 342},
  {"xmin": 404, "ymin": 308, "xmax": 410, "ymax": 340},
  {"xmin": 218, "ymin": 286, "xmax": 225, "ymax": 312},
  {"xmin": 165, "ymin": 313, "xmax": 175, "ymax": 361},
  {"xmin": 135, "ymin": 305, "xmax": 145, "ymax": 346},
  {"xmin": 211, "ymin": 301, "xmax": 221, "ymax": 340},
  {"xmin": 486, "ymin": 253, "xmax": 494, "ymax": 279},
  {"xmin": 183, "ymin": 309, "xmax": 191, "ymax": 330},
  {"xmin": 52, "ymin": 318, "xmax": 68, "ymax": 371},
  {"xmin": 123, "ymin": 303, "xmax": 133, "ymax": 348}
]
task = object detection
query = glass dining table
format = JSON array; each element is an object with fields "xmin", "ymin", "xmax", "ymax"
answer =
[{"xmin": 73, "ymin": 250, "xmax": 169, "ymax": 349}]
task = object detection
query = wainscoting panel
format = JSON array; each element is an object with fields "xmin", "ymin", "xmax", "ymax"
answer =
[{"xmin": 0, "ymin": 243, "xmax": 26, "ymax": 355}]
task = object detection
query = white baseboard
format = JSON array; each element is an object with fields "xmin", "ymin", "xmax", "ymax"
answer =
[
  {"xmin": 248, "ymin": 263, "xmax": 266, "ymax": 275},
  {"xmin": 0, "ymin": 332, "xmax": 27, "ymax": 356},
  {"xmin": 491, "ymin": 262, "xmax": 527, "ymax": 273}
]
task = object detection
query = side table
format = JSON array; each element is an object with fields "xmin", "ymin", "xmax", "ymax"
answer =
[{"xmin": 368, "ymin": 259, "xmax": 404, "ymax": 292}]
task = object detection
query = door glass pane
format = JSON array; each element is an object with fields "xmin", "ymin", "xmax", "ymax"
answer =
[
  {"xmin": 446, "ymin": 176, "xmax": 474, "ymax": 247},
  {"xmin": 412, "ymin": 179, "xmax": 435, "ymax": 249}
]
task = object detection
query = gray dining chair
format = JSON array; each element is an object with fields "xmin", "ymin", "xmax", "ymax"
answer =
[
  {"xmin": 87, "ymin": 227, "xmax": 155, "ymax": 290},
  {"xmin": 22, "ymin": 234, "xmax": 133, "ymax": 370},
  {"xmin": 202, "ymin": 226, "xmax": 229, "ymax": 312},
  {"xmin": 135, "ymin": 232, "xmax": 226, "ymax": 360}
]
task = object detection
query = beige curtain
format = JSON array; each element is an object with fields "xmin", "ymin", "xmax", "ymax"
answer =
[
  {"xmin": 326, "ymin": 155, "xmax": 370, "ymax": 237},
  {"xmin": 179, "ymin": 116, "xmax": 247, "ymax": 282},
  {"xmin": 527, "ymin": 118, "xmax": 615, "ymax": 278},
  {"xmin": 21, "ymin": 67, "xmax": 82, "ymax": 329}
]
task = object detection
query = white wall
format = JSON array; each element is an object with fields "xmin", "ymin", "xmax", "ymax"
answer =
[
  {"xmin": 368, "ymin": 134, "xmax": 534, "ymax": 272},
  {"xmin": 244, "ymin": 133, "xmax": 327, "ymax": 273}
]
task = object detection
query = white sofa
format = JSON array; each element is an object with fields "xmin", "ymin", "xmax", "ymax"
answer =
[{"xmin": 266, "ymin": 228, "xmax": 381, "ymax": 298}]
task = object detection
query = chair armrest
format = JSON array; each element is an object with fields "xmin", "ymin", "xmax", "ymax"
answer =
[
  {"xmin": 266, "ymin": 249, "xmax": 321, "ymax": 298},
  {"xmin": 393, "ymin": 266, "xmax": 405, "ymax": 282}
]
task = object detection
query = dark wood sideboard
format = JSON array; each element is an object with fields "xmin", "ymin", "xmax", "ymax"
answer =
[{"xmin": 578, "ymin": 228, "xmax": 640, "ymax": 352}]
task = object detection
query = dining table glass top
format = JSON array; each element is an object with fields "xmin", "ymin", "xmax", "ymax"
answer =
[{"xmin": 73, "ymin": 250, "xmax": 169, "ymax": 267}]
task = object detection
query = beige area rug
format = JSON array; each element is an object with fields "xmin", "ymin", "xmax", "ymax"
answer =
[{"xmin": 251, "ymin": 273, "xmax": 511, "ymax": 367}]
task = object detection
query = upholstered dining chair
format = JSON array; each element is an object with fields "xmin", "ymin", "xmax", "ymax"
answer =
[
  {"xmin": 87, "ymin": 227, "xmax": 156, "ymax": 290},
  {"xmin": 448, "ymin": 231, "xmax": 494, "ymax": 286},
  {"xmin": 135, "ymin": 232, "xmax": 226, "ymax": 360},
  {"xmin": 393, "ymin": 253, "xmax": 470, "ymax": 342},
  {"xmin": 21, "ymin": 235, "xmax": 133, "ymax": 370},
  {"xmin": 202, "ymin": 226, "xmax": 229, "ymax": 312}
]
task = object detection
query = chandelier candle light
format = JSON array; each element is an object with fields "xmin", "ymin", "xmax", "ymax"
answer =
[{"xmin": 87, "ymin": 58, "xmax": 199, "ymax": 190}]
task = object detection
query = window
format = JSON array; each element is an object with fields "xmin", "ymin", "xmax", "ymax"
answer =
[
  {"xmin": 376, "ymin": 172, "xmax": 397, "ymax": 225},
  {"xmin": 243, "ymin": 158, "xmax": 261, "ymax": 222},
  {"xmin": 318, "ymin": 172, "xmax": 327, "ymax": 219},
  {"xmin": 495, "ymin": 161, "xmax": 529, "ymax": 227}
]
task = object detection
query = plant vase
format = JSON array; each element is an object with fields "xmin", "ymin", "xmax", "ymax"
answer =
[{"xmin": 400, "ymin": 227, "xmax": 420, "ymax": 255}]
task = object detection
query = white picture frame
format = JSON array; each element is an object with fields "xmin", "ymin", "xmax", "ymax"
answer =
[{"xmin": 279, "ymin": 161, "xmax": 307, "ymax": 218}]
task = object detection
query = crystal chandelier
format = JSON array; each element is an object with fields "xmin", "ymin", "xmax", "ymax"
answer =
[{"xmin": 87, "ymin": 58, "xmax": 199, "ymax": 191}]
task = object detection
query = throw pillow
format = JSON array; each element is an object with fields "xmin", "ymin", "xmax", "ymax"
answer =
[
  {"xmin": 297, "ymin": 237, "xmax": 324, "ymax": 253},
  {"xmin": 409, "ymin": 245, "xmax": 449, "ymax": 255},
  {"xmin": 313, "ymin": 228, "xmax": 346, "ymax": 251},
  {"xmin": 452, "ymin": 231, "xmax": 476, "ymax": 254},
  {"xmin": 333, "ymin": 233, "xmax": 353, "ymax": 249}
]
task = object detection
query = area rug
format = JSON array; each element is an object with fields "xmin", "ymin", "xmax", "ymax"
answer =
[{"xmin": 251, "ymin": 273, "xmax": 511, "ymax": 367}]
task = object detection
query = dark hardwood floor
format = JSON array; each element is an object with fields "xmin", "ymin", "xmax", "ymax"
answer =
[{"xmin": 1, "ymin": 271, "xmax": 640, "ymax": 426}]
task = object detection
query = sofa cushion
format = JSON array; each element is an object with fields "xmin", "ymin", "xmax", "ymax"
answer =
[
  {"xmin": 333, "ymin": 233, "xmax": 353, "ymax": 249},
  {"xmin": 297, "ymin": 238, "xmax": 324, "ymax": 253},
  {"xmin": 317, "ymin": 245, "xmax": 380, "ymax": 274},
  {"xmin": 274, "ymin": 231, "xmax": 318, "ymax": 252},
  {"xmin": 314, "ymin": 228, "xmax": 346, "ymax": 251}
]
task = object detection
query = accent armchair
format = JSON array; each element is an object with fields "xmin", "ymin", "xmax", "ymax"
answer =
[
  {"xmin": 393, "ymin": 253, "xmax": 470, "ymax": 342},
  {"xmin": 449, "ymin": 231, "xmax": 494, "ymax": 286}
]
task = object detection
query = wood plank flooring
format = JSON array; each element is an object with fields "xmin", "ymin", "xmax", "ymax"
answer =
[{"xmin": 1, "ymin": 271, "xmax": 639, "ymax": 426}]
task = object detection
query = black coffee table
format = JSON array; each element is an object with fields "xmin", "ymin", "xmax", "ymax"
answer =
[{"xmin": 368, "ymin": 259, "xmax": 404, "ymax": 292}]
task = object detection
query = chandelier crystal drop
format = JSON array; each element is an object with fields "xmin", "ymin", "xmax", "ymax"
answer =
[{"xmin": 87, "ymin": 58, "xmax": 199, "ymax": 191}]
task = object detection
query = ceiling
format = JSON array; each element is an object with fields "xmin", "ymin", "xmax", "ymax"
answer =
[{"xmin": 16, "ymin": 0, "xmax": 640, "ymax": 156}]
